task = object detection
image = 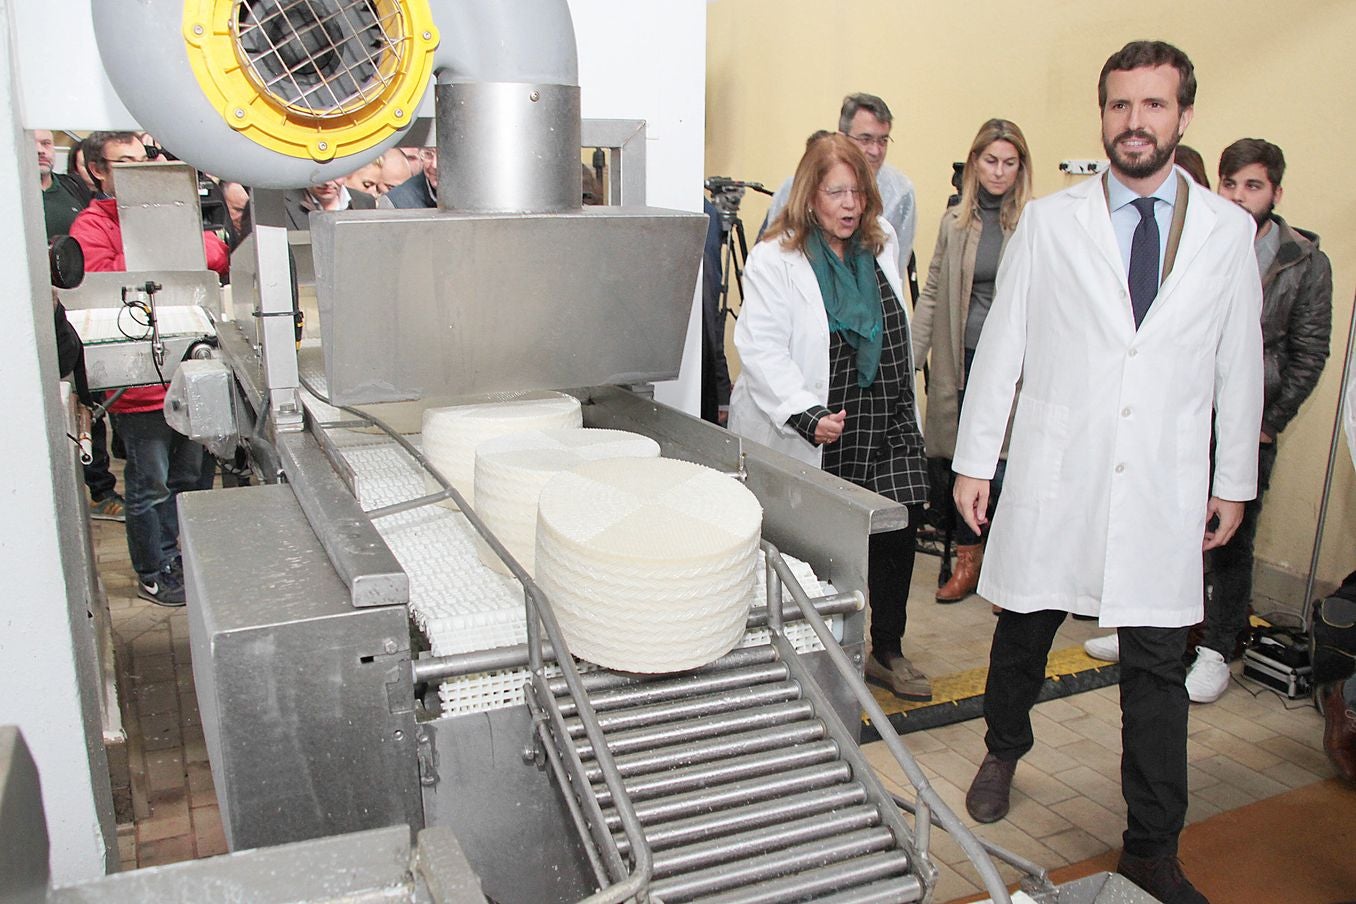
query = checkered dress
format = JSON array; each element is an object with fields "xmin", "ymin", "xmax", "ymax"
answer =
[{"xmin": 792, "ymin": 263, "xmax": 928, "ymax": 506}]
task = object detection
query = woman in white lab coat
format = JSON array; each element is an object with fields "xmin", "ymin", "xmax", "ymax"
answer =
[{"xmin": 728, "ymin": 134, "xmax": 931, "ymax": 701}]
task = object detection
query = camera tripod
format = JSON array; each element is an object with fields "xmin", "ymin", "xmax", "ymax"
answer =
[{"xmin": 704, "ymin": 177, "xmax": 772, "ymax": 320}]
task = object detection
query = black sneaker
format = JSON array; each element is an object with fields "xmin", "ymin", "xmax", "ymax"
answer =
[{"xmin": 138, "ymin": 568, "xmax": 186, "ymax": 607}]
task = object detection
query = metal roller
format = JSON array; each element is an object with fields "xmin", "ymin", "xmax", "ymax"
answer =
[
  {"xmin": 582, "ymin": 720, "xmax": 828, "ymax": 783},
  {"xmin": 555, "ymin": 663, "xmax": 791, "ymax": 717},
  {"xmin": 546, "ymin": 646, "xmax": 781, "ymax": 697},
  {"xmin": 648, "ymin": 827, "xmax": 902, "ymax": 902},
  {"xmin": 561, "ymin": 681, "xmax": 803, "ymax": 739},
  {"xmin": 614, "ymin": 783, "xmax": 867, "ymax": 854},
  {"xmin": 572, "ymin": 701, "xmax": 815, "ymax": 760},
  {"xmin": 593, "ymin": 740, "xmax": 842, "ymax": 803},
  {"xmin": 650, "ymin": 805, "xmax": 886, "ymax": 878},
  {"xmin": 600, "ymin": 763, "xmax": 854, "ymax": 827},
  {"xmin": 692, "ymin": 856, "xmax": 923, "ymax": 904}
]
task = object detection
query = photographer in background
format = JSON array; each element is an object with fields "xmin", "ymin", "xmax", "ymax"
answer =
[
  {"xmin": 36, "ymin": 129, "xmax": 125, "ymax": 522},
  {"xmin": 70, "ymin": 131, "xmax": 230, "ymax": 607}
]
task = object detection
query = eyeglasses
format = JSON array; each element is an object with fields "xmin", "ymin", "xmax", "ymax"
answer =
[
  {"xmin": 820, "ymin": 187, "xmax": 866, "ymax": 201},
  {"xmin": 99, "ymin": 154, "xmax": 150, "ymax": 165},
  {"xmin": 843, "ymin": 132, "xmax": 892, "ymax": 149}
]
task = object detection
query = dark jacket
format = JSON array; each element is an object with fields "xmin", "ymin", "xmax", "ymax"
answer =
[
  {"xmin": 1259, "ymin": 215, "xmax": 1332, "ymax": 438},
  {"xmin": 382, "ymin": 172, "xmax": 436, "ymax": 209}
]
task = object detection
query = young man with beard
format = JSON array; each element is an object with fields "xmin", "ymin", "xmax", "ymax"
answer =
[
  {"xmin": 952, "ymin": 42, "xmax": 1262, "ymax": 904},
  {"xmin": 1197, "ymin": 141, "xmax": 1331, "ymax": 697}
]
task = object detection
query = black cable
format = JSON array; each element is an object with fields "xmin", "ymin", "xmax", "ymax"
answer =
[
  {"xmin": 116, "ymin": 292, "xmax": 169, "ymax": 387},
  {"xmin": 117, "ymin": 300, "xmax": 153, "ymax": 341}
]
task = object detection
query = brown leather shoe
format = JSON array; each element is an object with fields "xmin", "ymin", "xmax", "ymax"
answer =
[
  {"xmin": 936, "ymin": 544, "xmax": 982, "ymax": 603},
  {"xmin": 1320, "ymin": 682, "xmax": 1356, "ymax": 782},
  {"xmin": 965, "ymin": 753, "xmax": 1017, "ymax": 823},
  {"xmin": 1116, "ymin": 852, "xmax": 1209, "ymax": 904}
]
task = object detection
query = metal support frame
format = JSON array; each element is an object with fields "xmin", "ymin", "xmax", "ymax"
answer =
[
  {"xmin": 581, "ymin": 119, "xmax": 647, "ymax": 207},
  {"xmin": 1303, "ymin": 289, "xmax": 1356, "ymax": 628},
  {"xmin": 251, "ymin": 223, "xmax": 303, "ymax": 433}
]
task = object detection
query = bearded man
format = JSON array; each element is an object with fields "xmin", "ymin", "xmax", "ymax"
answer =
[{"xmin": 951, "ymin": 41, "xmax": 1263, "ymax": 904}]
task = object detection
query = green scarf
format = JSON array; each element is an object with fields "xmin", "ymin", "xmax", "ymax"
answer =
[{"xmin": 806, "ymin": 229, "xmax": 883, "ymax": 388}]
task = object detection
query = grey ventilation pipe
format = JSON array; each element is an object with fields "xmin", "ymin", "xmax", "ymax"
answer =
[{"xmin": 431, "ymin": 0, "xmax": 582, "ymax": 213}]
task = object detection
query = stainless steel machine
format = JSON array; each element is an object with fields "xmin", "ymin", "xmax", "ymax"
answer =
[{"xmin": 61, "ymin": 2, "xmax": 1148, "ymax": 903}]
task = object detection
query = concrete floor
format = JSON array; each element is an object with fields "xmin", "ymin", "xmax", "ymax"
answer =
[{"xmin": 92, "ymin": 493, "xmax": 1330, "ymax": 901}]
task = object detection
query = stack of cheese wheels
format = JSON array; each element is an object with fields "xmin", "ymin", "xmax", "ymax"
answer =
[
  {"xmin": 473, "ymin": 428, "xmax": 662, "ymax": 576},
  {"xmin": 535, "ymin": 457, "xmax": 763, "ymax": 673},
  {"xmin": 420, "ymin": 392, "xmax": 582, "ymax": 509}
]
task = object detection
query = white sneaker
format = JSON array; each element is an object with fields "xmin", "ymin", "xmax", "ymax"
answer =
[
  {"xmin": 1186, "ymin": 646, "xmax": 1230, "ymax": 703},
  {"xmin": 1083, "ymin": 633, "xmax": 1119, "ymax": 662}
]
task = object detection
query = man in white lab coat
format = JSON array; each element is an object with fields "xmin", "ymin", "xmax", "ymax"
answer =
[{"xmin": 952, "ymin": 41, "xmax": 1262, "ymax": 904}]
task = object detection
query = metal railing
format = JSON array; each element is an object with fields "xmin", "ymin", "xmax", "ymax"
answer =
[{"xmin": 763, "ymin": 540, "xmax": 1015, "ymax": 904}]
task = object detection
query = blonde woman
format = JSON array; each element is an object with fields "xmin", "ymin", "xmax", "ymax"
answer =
[
  {"xmin": 911, "ymin": 119, "xmax": 1033, "ymax": 603},
  {"xmin": 729, "ymin": 134, "xmax": 931, "ymax": 701}
]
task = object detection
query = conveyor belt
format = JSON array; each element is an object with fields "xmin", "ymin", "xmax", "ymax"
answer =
[
  {"xmin": 324, "ymin": 427, "xmax": 840, "ymax": 715},
  {"xmin": 528, "ymin": 640, "xmax": 926, "ymax": 903}
]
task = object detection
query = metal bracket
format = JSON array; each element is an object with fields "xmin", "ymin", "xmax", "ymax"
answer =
[
  {"xmin": 416, "ymin": 726, "xmax": 439, "ymax": 788},
  {"xmin": 252, "ymin": 223, "xmax": 303, "ymax": 434}
]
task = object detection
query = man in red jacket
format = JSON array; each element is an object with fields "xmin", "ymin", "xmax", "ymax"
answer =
[{"xmin": 70, "ymin": 132, "xmax": 229, "ymax": 606}]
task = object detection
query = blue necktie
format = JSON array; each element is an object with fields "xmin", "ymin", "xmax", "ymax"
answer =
[{"xmin": 1127, "ymin": 196, "xmax": 1159, "ymax": 329}]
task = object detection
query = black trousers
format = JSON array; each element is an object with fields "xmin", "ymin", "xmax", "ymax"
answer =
[
  {"xmin": 982, "ymin": 609, "xmax": 1190, "ymax": 857},
  {"xmin": 868, "ymin": 504, "xmax": 923, "ymax": 662},
  {"xmin": 1204, "ymin": 441, "xmax": 1277, "ymax": 659}
]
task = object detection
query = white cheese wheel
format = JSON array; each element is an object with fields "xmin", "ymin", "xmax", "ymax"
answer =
[
  {"xmin": 420, "ymin": 392, "xmax": 582, "ymax": 509},
  {"xmin": 535, "ymin": 457, "xmax": 763, "ymax": 673},
  {"xmin": 474, "ymin": 428, "xmax": 662, "ymax": 576}
]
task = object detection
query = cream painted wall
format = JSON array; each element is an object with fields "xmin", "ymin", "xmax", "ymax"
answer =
[{"xmin": 707, "ymin": 0, "xmax": 1356, "ymax": 590}]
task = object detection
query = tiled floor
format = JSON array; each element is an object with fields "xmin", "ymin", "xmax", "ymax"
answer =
[
  {"xmin": 92, "ymin": 514, "xmax": 227, "ymax": 871},
  {"xmin": 91, "ymin": 494, "xmax": 1329, "ymax": 901}
]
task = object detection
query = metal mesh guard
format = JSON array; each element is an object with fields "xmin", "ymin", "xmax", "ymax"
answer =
[{"xmin": 233, "ymin": 0, "xmax": 406, "ymax": 118}]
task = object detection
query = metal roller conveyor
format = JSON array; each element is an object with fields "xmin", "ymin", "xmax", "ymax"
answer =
[
  {"xmin": 607, "ymin": 742, "xmax": 846, "ymax": 807},
  {"xmin": 585, "ymin": 723, "xmax": 830, "ymax": 786},
  {"xmin": 550, "ymin": 645, "xmax": 785, "ymax": 698},
  {"xmin": 554, "ymin": 662, "xmax": 794, "ymax": 717},
  {"xmin": 648, "ymin": 829, "xmax": 910, "ymax": 902},
  {"xmin": 613, "ymin": 783, "xmax": 868, "ymax": 852},
  {"xmin": 571, "ymin": 701, "xmax": 818, "ymax": 761},
  {"xmin": 693, "ymin": 857, "xmax": 923, "ymax": 904},
  {"xmin": 559, "ymin": 682, "xmax": 804, "ymax": 738},
  {"xmin": 651, "ymin": 806, "xmax": 890, "ymax": 876},
  {"xmin": 595, "ymin": 747, "xmax": 846, "ymax": 808},
  {"xmin": 599, "ymin": 761, "xmax": 852, "ymax": 819}
]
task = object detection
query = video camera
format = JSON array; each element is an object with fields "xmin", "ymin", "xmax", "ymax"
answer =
[{"xmin": 704, "ymin": 176, "xmax": 771, "ymax": 218}]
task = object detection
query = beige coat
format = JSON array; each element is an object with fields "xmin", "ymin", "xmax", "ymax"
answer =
[{"xmin": 911, "ymin": 207, "xmax": 1013, "ymax": 459}]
